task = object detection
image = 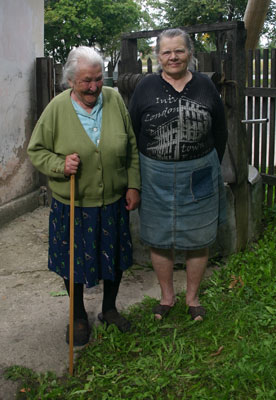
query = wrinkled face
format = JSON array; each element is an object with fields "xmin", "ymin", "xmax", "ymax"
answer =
[
  {"xmin": 158, "ymin": 35, "xmax": 191, "ymax": 78},
  {"xmin": 70, "ymin": 60, "xmax": 103, "ymax": 108}
]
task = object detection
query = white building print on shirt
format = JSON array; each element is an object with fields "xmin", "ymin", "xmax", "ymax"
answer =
[{"xmin": 147, "ymin": 98, "xmax": 211, "ymax": 160}]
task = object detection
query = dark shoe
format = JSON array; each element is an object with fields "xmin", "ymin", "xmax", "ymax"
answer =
[
  {"xmin": 66, "ymin": 319, "xmax": 91, "ymax": 346},
  {"xmin": 187, "ymin": 306, "xmax": 206, "ymax": 321},
  {"xmin": 152, "ymin": 304, "xmax": 173, "ymax": 320},
  {"xmin": 98, "ymin": 309, "xmax": 131, "ymax": 333}
]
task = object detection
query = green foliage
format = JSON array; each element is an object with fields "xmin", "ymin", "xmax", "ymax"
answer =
[
  {"xmin": 137, "ymin": 39, "xmax": 153, "ymax": 57},
  {"xmin": 148, "ymin": 0, "xmax": 276, "ymax": 50},
  {"xmin": 147, "ymin": 0, "xmax": 248, "ymax": 27},
  {"xmin": 5, "ymin": 206, "xmax": 276, "ymax": 399},
  {"xmin": 145, "ymin": 0, "xmax": 248, "ymax": 52},
  {"xmin": 262, "ymin": 0, "xmax": 276, "ymax": 47},
  {"xmin": 44, "ymin": 0, "xmax": 151, "ymax": 68}
]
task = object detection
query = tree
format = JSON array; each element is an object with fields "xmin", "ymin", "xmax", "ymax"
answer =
[
  {"xmin": 261, "ymin": 0, "xmax": 276, "ymax": 47},
  {"xmin": 144, "ymin": 0, "xmax": 247, "ymax": 51},
  {"xmin": 147, "ymin": 0, "xmax": 247, "ymax": 27},
  {"xmin": 147, "ymin": 0, "xmax": 275, "ymax": 49},
  {"xmin": 44, "ymin": 0, "xmax": 148, "ymax": 69}
]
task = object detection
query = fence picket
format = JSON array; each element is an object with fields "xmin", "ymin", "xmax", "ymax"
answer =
[
  {"xmin": 261, "ymin": 49, "xmax": 269, "ymax": 174},
  {"xmin": 253, "ymin": 49, "xmax": 261, "ymax": 169},
  {"xmin": 247, "ymin": 50, "xmax": 254, "ymax": 163},
  {"xmin": 147, "ymin": 57, "xmax": 152, "ymax": 73},
  {"xmin": 137, "ymin": 58, "xmax": 142, "ymax": 73}
]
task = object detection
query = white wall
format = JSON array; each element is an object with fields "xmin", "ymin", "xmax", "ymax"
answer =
[{"xmin": 0, "ymin": 0, "xmax": 44, "ymax": 207}]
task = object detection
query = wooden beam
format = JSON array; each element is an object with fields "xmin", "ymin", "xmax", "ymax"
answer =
[
  {"xmin": 261, "ymin": 174, "xmax": 276, "ymax": 186},
  {"xmin": 122, "ymin": 21, "xmax": 245, "ymax": 40},
  {"xmin": 244, "ymin": 87, "xmax": 276, "ymax": 98}
]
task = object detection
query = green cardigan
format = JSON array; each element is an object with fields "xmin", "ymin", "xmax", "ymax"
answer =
[{"xmin": 27, "ymin": 87, "xmax": 141, "ymax": 207}]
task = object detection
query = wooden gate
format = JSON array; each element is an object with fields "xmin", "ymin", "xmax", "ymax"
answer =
[{"xmin": 245, "ymin": 48, "xmax": 276, "ymax": 206}]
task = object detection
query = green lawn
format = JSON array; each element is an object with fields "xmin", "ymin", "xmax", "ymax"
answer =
[{"xmin": 5, "ymin": 206, "xmax": 276, "ymax": 399}]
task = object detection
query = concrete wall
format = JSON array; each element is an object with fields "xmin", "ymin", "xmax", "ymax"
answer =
[{"xmin": 0, "ymin": 0, "xmax": 44, "ymax": 224}]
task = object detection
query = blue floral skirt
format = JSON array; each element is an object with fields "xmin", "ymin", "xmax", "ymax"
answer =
[
  {"xmin": 48, "ymin": 197, "xmax": 132, "ymax": 287},
  {"xmin": 139, "ymin": 149, "xmax": 227, "ymax": 250}
]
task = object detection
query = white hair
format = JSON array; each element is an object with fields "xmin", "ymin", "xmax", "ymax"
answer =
[{"xmin": 61, "ymin": 46, "xmax": 104, "ymax": 87}]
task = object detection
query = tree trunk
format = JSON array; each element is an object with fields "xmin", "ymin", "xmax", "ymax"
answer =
[{"xmin": 244, "ymin": 0, "xmax": 271, "ymax": 50}]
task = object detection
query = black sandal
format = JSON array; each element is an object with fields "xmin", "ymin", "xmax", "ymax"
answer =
[
  {"xmin": 187, "ymin": 306, "xmax": 206, "ymax": 320},
  {"xmin": 98, "ymin": 309, "xmax": 131, "ymax": 333},
  {"xmin": 66, "ymin": 319, "xmax": 91, "ymax": 346},
  {"xmin": 152, "ymin": 304, "xmax": 173, "ymax": 320}
]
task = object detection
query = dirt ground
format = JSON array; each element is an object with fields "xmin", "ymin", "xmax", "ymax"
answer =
[{"xmin": 0, "ymin": 206, "xmax": 216, "ymax": 399}]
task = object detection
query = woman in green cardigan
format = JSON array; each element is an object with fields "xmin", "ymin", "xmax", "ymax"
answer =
[{"xmin": 28, "ymin": 46, "xmax": 140, "ymax": 345}]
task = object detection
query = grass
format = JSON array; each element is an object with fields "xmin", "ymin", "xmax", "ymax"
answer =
[{"xmin": 4, "ymin": 206, "xmax": 276, "ymax": 399}]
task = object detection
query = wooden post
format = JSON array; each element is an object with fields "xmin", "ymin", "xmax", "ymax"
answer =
[
  {"xmin": 36, "ymin": 57, "xmax": 54, "ymax": 192},
  {"xmin": 108, "ymin": 61, "xmax": 113, "ymax": 78},
  {"xmin": 224, "ymin": 22, "xmax": 249, "ymax": 251},
  {"xmin": 54, "ymin": 63, "xmax": 63, "ymax": 95},
  {"xmin": 120, "ymin": 38, "xmax": 138, "ymax": 74},
  {"xmin": 36, "ymin": 57, "xmax": 54, "ymax": 119},
  {"xmin": 197, "ymin": 52, "xmax": 213, "ymax": 71}
]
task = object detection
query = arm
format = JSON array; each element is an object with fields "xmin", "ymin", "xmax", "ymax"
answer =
[
  {"xmin": 128, "ymin": 88, "xmax": 142, "ymax": 146},
  {"xmin": 28, "ymin": 105, "xmax": 81, "ymax": 177},
  {"xmin": 27, "ymin": 123, "xmax": 66, "ymax": 178},
  {"xmin": 212, "ymin": 91, "xmax": 228, "ymax": 163},
  {"xmin": 117, "ymin": 95, "xmax": 141, "ymax": 192},
  {"xmin": 27, "ymin": 103, "xmax": 69, "ymax": 178},
  {"xmin": 125, "ymin": 111, "xmax": 141, "ymax": 191}
]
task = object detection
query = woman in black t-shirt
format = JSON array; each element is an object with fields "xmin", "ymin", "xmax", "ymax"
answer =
[{"xmin": 129, "ymin": 28, "xmax": 228, "ymax": 322}]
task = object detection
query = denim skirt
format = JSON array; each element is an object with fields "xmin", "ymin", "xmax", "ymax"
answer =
[
  {"xmin": 139, "ymin": 149, "xmax": 226, "ymax": 250},
  {"xmin": 48, "ymin": 197, "xmax": 132, "ymax": 287}
]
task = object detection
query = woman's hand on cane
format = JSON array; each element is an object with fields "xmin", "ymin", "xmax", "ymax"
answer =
[{"xmin": 64, "ymin": 153, "xmax": 80, "ymax": 176}]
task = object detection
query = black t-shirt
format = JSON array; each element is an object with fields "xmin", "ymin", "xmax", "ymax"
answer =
[{"xmin": 129, "ymin": 71, "xmax": 228, "ymax": 162}]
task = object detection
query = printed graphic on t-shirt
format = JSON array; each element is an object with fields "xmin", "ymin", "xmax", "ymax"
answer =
[{"xmin": 144, "ymin": 96, "xmax": 211, "ymax": 160}]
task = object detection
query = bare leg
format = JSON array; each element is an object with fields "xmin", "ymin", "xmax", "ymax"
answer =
[
  {"xmin": 150, "ymin": 247, "xmax": 175, "ymax": 319},
  {"xmin": 185, "ymin": 248, "xmax": 209, "ymax": 320}
]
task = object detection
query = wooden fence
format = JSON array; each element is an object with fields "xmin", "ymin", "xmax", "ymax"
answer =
[{"xmin": 245, "ymin": 48, "xmax": 276, "ymax": 206}]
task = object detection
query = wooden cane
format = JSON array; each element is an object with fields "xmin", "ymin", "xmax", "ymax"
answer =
[{"xmin": 69, "ymin": 174, "xmax": 75, "ymax": 375}]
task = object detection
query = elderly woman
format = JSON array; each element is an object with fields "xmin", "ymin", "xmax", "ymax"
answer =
[
  {"xmin": 129, "ymin": 29, "xmax": 227, "ymax": 321},
  {"xmin": 28, "ymin": 46, "xmax": 140, "ymax": 345}
]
